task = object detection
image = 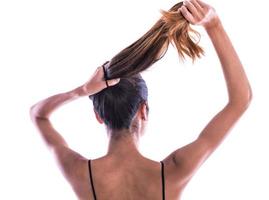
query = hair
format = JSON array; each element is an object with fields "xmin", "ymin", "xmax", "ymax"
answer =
[{"xmin": 90, "ymin": 2, "xmax": 203, "ymax": 131}]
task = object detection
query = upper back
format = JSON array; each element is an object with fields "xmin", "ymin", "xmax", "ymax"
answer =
[{"xmin": 71, "ymin": 155, "xmax": 183, "ymax": 200}]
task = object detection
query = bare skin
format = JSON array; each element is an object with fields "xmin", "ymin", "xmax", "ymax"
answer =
[{"xmin": 30, "ymin": 0, "xmax": 252, "ymax": 199}]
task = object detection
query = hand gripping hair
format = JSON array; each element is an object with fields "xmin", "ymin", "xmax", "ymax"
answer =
[{"xmin": 102, "ymin": 1, "xmax": 204, "ymax": 81}]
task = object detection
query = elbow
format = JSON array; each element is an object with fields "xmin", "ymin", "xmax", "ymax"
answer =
[
  {"xmin": 246, "ymin": 86, "xmax": 253, "ymax": 107},
  {"xmin": 29, "ymin": 104, "xmax": 47, "ymax": 122},
  {"xmin": 29, "ymin": 105, "xmax": 37, "ymax": 122},
  {"xmin": 229, "ymin": 86, "xmax": 253, "ymax": 111}
]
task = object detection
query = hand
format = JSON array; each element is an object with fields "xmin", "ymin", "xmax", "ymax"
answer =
[
  {"xmin": 179, "ymin": 0, "xmax": 220, "ymax": 30},
  {"xmin": 74, "ymin": 65, "xmax": 120, "ymax": 97}
]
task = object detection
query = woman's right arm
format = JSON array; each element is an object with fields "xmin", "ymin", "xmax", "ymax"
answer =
[{"xmin": 165, "ymin": 0, "xmax": 252, "ymax": 187}]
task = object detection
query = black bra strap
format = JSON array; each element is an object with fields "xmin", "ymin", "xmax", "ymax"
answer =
[
  {"xmin": 88, "ymin": 160, "xmax": 97, "ymax": 200},
  {"xmin": 160, "ymin": 161, "xmax": 165, "ymax": 200}
]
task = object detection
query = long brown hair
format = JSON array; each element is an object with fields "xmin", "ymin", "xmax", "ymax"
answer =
[{"xmin": 105, "ymin": 2, "xmax": 204, "ymax": 79}]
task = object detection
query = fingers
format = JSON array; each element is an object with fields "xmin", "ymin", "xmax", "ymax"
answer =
[
  {"xmin": 107, "ymin": 78, "xmax": 120, "ymax": 87},
  {"xmin": 83, "ymin": 66, "xmax": 120, "ymax": 96},
  {"xmin": 190, "ymin": 0, "xmax": 205, "ymax": 14},
  {"xmin": 180, "ymin": 5, "xmax": 196, "ymax": 24},
  {"xmin": 184, "ymin": 0, "xmax": 202, "ymax": 18},
  {"xmin": 196, "ymin": 0, "xmax": 209, "ymax": 8},
  {"xmin": 99, "ymin": 63, "xmax": 121, "ymax": 88},
  {"xmin": 180, "ymin": 0, "xmax": 212, "ymax": 25}
]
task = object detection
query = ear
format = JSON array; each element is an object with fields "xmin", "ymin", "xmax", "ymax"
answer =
[
  {"xmin": 94, "ymin": 109, "xmax": 104, "ymax": 124},
  {"xmin": 139, "ymin": 102, "xmax": 148, "ymax": 121}
]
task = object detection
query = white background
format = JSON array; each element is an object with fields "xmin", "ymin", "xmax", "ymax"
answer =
[{"xmin": 1, "ymin": 0, "xmax": 269, "ymax": 199}]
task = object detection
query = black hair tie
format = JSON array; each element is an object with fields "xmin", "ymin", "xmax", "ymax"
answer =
[{"xmin": 102, "ymin": 61, "xmax": 109, "ymax": 88}]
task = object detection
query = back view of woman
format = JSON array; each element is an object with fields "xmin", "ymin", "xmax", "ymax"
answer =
[{"xmin": 30, "ymin": 0, "xmax": 252, "ymax": 199}]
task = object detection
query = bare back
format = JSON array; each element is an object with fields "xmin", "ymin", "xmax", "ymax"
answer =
[
  {"xmin": 69, "ymin": 155, "xmax": 186, "ymax": 200},
  {"xmin": 30, "ymin": 1, "xmax": 252, "ymax": 200}
]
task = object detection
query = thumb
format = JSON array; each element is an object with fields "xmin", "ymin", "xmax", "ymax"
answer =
[{"xmin": 107, "ymin": 78, "xmax": 121, "ymax": 87}]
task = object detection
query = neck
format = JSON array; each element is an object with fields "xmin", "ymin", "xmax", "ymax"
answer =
[{"xmin": 106, "ymin": 129, "xmax": 142, "ymax": 158}]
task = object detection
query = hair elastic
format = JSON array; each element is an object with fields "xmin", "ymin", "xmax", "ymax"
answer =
[{"xmin": 102, "ymin": 61, "xmax": 110, "ymax": 88}]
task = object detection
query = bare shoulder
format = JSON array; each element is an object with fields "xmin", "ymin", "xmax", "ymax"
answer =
[
  {"xmin": 163, "ymin": 103, "xmax": 251, "ymax": 188},
  {"xmin": 162, "ymin": 139, "xmax": 210, "ymax": 186},
  {"xmin": 56, "ymin": 154, "xmax": 91, "ymax": 200}
]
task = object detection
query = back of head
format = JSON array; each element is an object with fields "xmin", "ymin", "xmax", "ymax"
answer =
[
  {"xmin": 90, "ymin": 1, "xmax": 203, "ymax": 131},
  {"xmin": 91, "ymin": 74, "xmax": 148, "ymax": 130}
]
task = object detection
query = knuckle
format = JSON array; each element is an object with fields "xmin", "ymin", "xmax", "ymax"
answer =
[{"xmin": 183, "ymin": 0, "xmax": 187, "ymax": 5}]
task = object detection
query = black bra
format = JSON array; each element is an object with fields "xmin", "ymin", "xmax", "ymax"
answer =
[{"xmin": 88, "ymin": 160, "xmax": 165, "ymax": 200}]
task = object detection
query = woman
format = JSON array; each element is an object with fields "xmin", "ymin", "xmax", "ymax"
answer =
[{"xmin": 30, "ymin": 0, "xmax": 252, "ymax": 199}]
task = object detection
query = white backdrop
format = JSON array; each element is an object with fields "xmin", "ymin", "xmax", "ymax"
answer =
[{"xmin": 1, "ymin": 0, "xmax": 269, "ymax": 199}]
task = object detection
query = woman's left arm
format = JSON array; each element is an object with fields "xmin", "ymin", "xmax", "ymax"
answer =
[{"xmin": 30, "ymin": 65, "xmax": 119, "ymax": 182}]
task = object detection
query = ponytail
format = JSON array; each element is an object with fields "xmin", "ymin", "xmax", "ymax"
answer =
[
  {"xmin": 105, "ymin": 2, "xmax": 204, "ymax": 79},
  {"xmin": 91, "ymin": 2, "xmax": 204, "ymax": 131}
]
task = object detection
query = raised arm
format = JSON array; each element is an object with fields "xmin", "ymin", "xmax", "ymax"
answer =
[
  {"xmin": 165, "ymin": 0, "xmax": 252, "ymax": 186},
  {"xmin": 30, "ymin": 65, "xmax": 119, "ymax": 184}
]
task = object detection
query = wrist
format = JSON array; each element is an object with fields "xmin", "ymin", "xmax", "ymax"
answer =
[{"xmin": 204, "ymin": 16, "xmax": 222, "ymax": 33}]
